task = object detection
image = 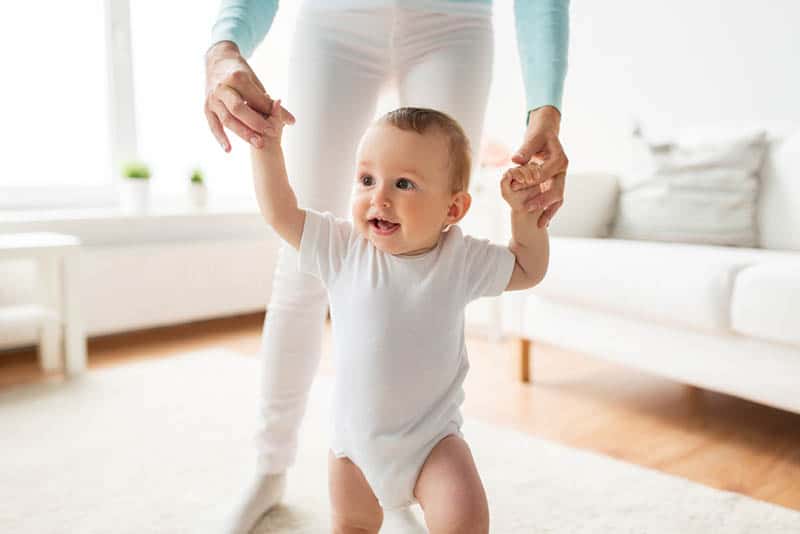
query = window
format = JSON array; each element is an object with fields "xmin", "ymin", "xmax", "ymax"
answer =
[
  {"xmin": 0, "ymin": 0, "xmax": 112, "ymax": 208},
  {"xmin": 1, "ymin": 1, "xmax": 299, "ymax": 209},
  {"xmin": 128, "ymin": 1, "xmax": 300, "ymax": 200}
]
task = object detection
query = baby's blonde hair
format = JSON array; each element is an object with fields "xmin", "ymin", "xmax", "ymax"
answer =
[{"xmin": 377, "ymin": 107, "xmax": 472, "ymax": 193}]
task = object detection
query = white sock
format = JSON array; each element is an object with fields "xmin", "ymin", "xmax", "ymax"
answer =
[
  {"xmin": 381, "ymin": 505, "xmax": 428, "ymax": 534},
  {"xmin": 223, "ymin": 472, "xmax": 287, "ymax": 534}
]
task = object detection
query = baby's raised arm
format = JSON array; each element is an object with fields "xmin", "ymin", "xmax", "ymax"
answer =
[
  {"xmin": 250, "ymin": 99, "xmax": 305, "ymax": 250},
  {"xmin": 500, "ymin": 164, "xmax": 551, "ymax": 291}
]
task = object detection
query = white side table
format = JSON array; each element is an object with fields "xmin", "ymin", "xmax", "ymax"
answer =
[{"xmin": 0, "ymin": 232, "xmax": 86, "ymax": 376}]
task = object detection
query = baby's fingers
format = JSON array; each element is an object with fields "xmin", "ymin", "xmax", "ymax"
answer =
[
  {"xmin": 500, "ymin": 174, "xmax": 514, "ymax": 197},
  {"xmin": 500, "ymin": 174, "xmax": 528, "ymax": 211},
  {"xmin": 263, "ymin": 99, "xmax": 288, "ymax": 137},
  {"xmin": 503, "ymin": 167, "xmax": 524, "ymax": 190}
]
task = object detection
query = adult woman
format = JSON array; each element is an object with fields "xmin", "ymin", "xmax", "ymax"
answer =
[{"xmin": 205, "ymin": 1, "xmax": 569, "ymax": 531}]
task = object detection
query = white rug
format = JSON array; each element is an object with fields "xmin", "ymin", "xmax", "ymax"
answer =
[{"xmin": 1, "ymin": 351, "xmax": 798, "ymax": 534}]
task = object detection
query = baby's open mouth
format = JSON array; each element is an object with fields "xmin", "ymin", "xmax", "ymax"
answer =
[{"xmin": 369, "ymin": 217, "xmax": 400, "ymax": 235}]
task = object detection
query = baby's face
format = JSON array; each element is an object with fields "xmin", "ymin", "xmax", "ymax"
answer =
[{"xmin": 351, "ymin": 123, "xmax": 467, "ymax": 256}]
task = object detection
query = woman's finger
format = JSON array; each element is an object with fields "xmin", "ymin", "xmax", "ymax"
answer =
[
  {"xmin": 524, "ymin": 188, "xmax": 561, "ymax": 213},
  {"xmin": 524, "ymin": 171, "xmax": 565, "ymax": 212},
  {"xmin": 209, "ymin": 97, "xmax": 263, "ymax": 148},
  {"xmin": 523, "ymin": 161, "xmax": 544, "ymax": 186},
  {"xmin": 215, "ymin": 83, "xmax": 271, "ymax": 134},
  {"xmin": 539, "ymin": 200, "xmax": 563, "ymax": 228},
  {"xmin": 204, "ymin": 102, "xmax": 231, "ymax": 152},
  {"xmin": 539, "ymin": 137, "xmax": 569, "ymax": 181},
  {"xmin": 224, "ymin": 69, "xmax": 273, "ymax": 115}
]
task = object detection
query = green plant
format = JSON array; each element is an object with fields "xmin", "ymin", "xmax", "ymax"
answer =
[
  {"xmin": 190, "ymin": 168, "xmax": 205, "ymax": 185},
  {"xmin": 122, "ymin": 162, "xmax": 151, "ymax": 180}
]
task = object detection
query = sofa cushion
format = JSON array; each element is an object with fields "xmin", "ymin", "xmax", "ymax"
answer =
[
  {"xmin": 730, "ymin": 263, "xmax": 800, "ymax": 347},
  {"xmin": 612, "ymin": 130, "xmax": 768, "ymax": 247},
  {"xmin": 533, "ymin": 238, "xmax": 798, "ymax": 334},
  {"xmin": 548, "ymin": 172, "xmax": 619, "ymax": 238},
  {"xmin": 758, "ymin": 131, "xmax": 800, "ymax": 251}
]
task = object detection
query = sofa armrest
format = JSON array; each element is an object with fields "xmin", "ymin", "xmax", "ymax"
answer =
[{"xmin": 548, "ymin": 172, "xmax": 620, "ymax": 238}]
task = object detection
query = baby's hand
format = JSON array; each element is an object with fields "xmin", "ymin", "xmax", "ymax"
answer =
[
  {"xmin": 500, "ymin": 162, "xmax": 547, "ymax": 214},
  {"xmin": 262, "ymin": 98, "xmax": 292, "ymax": 141}
]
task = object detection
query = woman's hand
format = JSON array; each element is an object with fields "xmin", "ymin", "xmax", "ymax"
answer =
[
  {"xmin": 204, "ymin": 41, "xmax": 296, "ymax": 152},
  {"xmin": 510, "ymin": 106, "xmax": 569, "ymax": 228}
]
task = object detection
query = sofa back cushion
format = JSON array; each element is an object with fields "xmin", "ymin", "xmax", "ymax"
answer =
[
  {"xmin": 758, "ymin": 131, "xmax": 800, "ymax": 251},
  {"xmin": 612, "ymin": 130, "xmax": 768, "ymax": 247},
  {"xmin": 548, "ymin": 172, "xmax": 619, "ymax": 238}
]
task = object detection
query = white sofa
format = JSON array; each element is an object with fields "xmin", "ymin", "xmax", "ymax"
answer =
[{"xmin": 504, "ymin": 131, "xmax": 800, "ymax": 415}]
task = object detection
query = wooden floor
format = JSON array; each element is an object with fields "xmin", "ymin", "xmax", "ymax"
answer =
[{"xmin": 2, "ymin": 312, "xmax": 799, "ymax": 511}]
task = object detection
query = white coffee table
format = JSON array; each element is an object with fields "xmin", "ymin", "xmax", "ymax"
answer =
[{"xmin": 0, "ymin": 232, "xmax": 86, "ymax": 376}]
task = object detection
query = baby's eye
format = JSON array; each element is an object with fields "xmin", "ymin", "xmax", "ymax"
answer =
[
  {"xmin": 396, "ymin": 178, "xmax": 415, "ymax": 190},
  {"xmin": 360, "ymin": 175, "xmax": 374, "ymax": 186}
]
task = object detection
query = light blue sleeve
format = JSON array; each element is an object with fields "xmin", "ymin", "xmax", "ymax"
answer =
[
  {"xmin": 210, "ymin": 0, "xmax": 279, "ymax": 58},
  {"xmin": 514, "ymin": 0, "xmax": 570, "ymax": 116}
]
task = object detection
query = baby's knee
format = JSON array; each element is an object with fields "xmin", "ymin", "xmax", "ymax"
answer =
[
  {"xmin": 331, "ymin": 511, "xmax": 382, "ymax": 534},
  {"xmin": 427, "ymin": 501, "xmax": 489, "ymax": 534},
  {"xmin": 328, "ymin": 453, "xmax": 383, "ymax": 533}
]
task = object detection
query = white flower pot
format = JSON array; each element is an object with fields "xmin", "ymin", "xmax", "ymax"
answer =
[
  {"xmin": 120, "ymin": 179, "xmax": 150, "ymax": 213},
  {"xmin": 188, "ymin": 183, "xmax": 207, "ymax": 209}
]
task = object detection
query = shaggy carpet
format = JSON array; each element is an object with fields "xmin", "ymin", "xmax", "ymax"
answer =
[{"xmin": 1, "ymin": 351, "xmax": 797, "ymax": 533}]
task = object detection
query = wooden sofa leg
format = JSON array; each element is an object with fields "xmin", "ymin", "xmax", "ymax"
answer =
[{"xmin": 516, "ymin": 338, "xmax": 532, "ymax": 383}]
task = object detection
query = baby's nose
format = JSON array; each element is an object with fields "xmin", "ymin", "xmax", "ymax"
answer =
[{"xmin": 372, "ymin": 191, "xmax": 391, "ymax": 207}]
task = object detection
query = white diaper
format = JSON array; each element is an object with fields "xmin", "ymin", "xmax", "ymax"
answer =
[{"xmin": 333, "ymin": 424, "xmax": 463, "ymax": 509}]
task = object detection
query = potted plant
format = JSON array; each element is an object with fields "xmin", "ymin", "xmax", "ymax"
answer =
[
  {"xmin": 120, "ymin": 161, "xmax": 151, "ymax": 213},
  {"xmin": 188, "ymin": 167, "xmax": 207, "ymax": 209}
]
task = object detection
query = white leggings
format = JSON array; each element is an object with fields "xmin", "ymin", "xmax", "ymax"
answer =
[{"xmin": 256, "ymin": 1, "xmax": 494, "ymax": 474}]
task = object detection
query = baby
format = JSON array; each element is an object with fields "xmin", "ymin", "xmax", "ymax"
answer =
[{"xmin": 252, "ymin": 101, "xmax": 549, "ymax": 533}]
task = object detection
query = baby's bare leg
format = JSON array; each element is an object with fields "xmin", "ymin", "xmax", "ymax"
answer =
[
  {"xmin": 414, "ymin": 435, "xmax": 489, "ymax": 534},
  {"xmin": 328, "ymin": 452, "xmax": 383, "ymax": 534}
]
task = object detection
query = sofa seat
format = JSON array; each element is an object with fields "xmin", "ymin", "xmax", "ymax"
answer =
[
  {"xmin": 533, "ymin": 237, "xmax": 798, "ymax": 335},
  {"xmin": 731, "ymin": 262, "xmax": 800, "ymax": 348}
]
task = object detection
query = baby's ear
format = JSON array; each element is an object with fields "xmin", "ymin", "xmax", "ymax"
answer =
[{"xmin": 446, "ymin": 191, "xmax": 472, "ymax": 225}]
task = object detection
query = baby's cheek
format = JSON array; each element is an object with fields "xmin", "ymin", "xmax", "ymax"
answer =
[{"xmin": 351, "ymin": 196, "xmax": 367, "ymax": 217}]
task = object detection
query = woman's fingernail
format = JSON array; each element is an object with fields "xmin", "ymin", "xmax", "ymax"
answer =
[{"xmin": 251, "ymin": 135, "xmax": 262, "ymax": 146}]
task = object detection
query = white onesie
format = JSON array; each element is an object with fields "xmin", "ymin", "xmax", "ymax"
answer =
[{"xmin": 298, "ymin": 209, "xmax": 515, "ymax": 509}]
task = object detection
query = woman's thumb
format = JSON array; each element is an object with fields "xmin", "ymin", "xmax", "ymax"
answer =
[{"xmin": 512, "ymin": 146, "xmax": 531, "ymax": 165}]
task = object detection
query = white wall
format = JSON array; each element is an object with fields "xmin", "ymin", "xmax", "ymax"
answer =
[
  {"xmin": 484, "ymin": 0, "xmax": 800, "ymax": 174},
  {"xmin": 249, "ymin": 0, "xmax": 800, "ymax": 174}
]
